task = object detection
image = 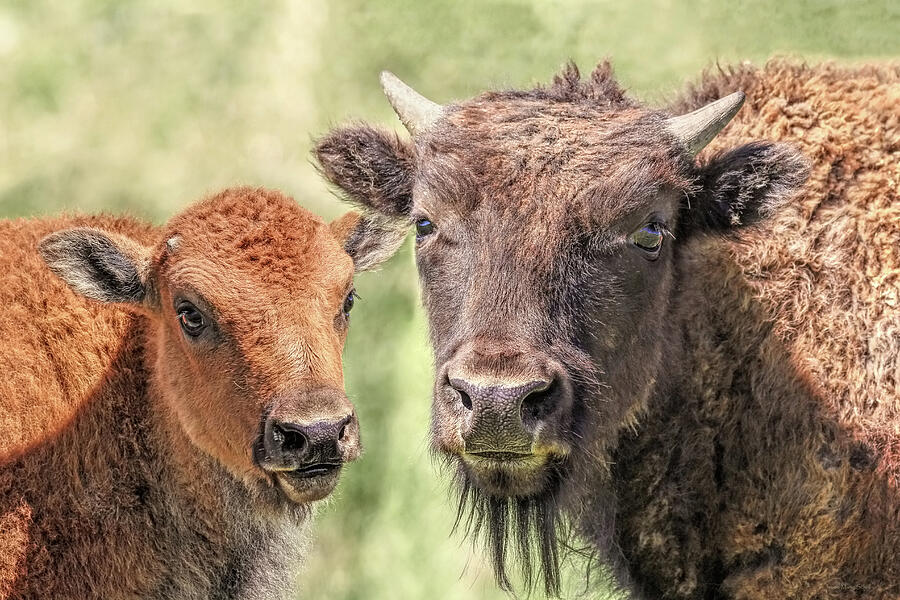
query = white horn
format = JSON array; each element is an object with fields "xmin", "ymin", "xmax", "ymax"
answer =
[
  {"xmin": 665, "ymin": 91, "xmax": 746, "ymax": 156},
  {"xmin": 380, "ymin": 71, "xmax": 443, "ymax": 137}
]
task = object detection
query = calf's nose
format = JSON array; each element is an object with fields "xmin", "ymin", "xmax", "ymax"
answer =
[
  {"xmin": 449, "ymin": 377, "xmax": 556, "ymax": 455},
  {"xmin": 262, "ymin": 414, "xmax": 355, "ymax": 470}
]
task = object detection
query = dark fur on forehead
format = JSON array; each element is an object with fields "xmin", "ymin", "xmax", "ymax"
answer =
[
  {"xmin": 416, "ymin": 62, "xmax": 696, "ymax": 232},
  {"xmin": 483, "ymin": 60, "xmax": 638, "ymax": 108}
]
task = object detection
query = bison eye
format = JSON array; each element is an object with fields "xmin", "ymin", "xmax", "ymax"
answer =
[
  {"xmin": 415, "ymin": 218, "xmax": 434, "ymax": 241},
  {"xmin": 630, "ymin": 222, "xmax": 665, "ymax": 256},
  {"xmin": 342, "ymin": 289, "xmax": 356, "ymax": 317},
  {"xmin": 176, "ymin": 301, "xmax": 207, "ymax": 337}
]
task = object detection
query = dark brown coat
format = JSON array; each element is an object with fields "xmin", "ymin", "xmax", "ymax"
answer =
[{"xmin": 315, "ymin": 61, "xmax": 900, "ymax": 598}]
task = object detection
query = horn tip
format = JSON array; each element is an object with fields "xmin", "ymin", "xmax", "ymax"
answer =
[
  {"xmin": 378, "ymin": 70, "xmax": 443, "ymax": 137},
  {"xmin": 379, "ymin": 70, "xmax": 398, "ymax": 87},
  {"xmin": 665, "ymin": 90, "xmax": 748, "ymax": 157},
  {"xmin": 727, "ymin": 90, "xmax": 746, "ymax": 110}
]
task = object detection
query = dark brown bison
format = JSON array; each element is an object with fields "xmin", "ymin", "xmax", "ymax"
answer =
[
  {"xmin": 315, "ymin": 61, "xmax": 900, "ymax": 598},
  {"xmin": 0, "ymin": 187, "xmax": 404, "ymax": 599}
]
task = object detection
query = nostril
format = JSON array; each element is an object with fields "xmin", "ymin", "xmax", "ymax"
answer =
[
  {"xmin": 458, "ymin": 389, "xmax": 473, "ymax": 411},
  {"xmin": 275, "ymin": 424, "xmax": 308, "ymax": 454},
  {"xmin": 521, "ymin": 381, "xmax": 557, "ymax": 424},
  {"xmin": 337, "ymin": 414, "xmax": 354, "ymax": 442},
  {"xmin": 448, "ymin": 377, "xmax": 474, "ymax": 411}
]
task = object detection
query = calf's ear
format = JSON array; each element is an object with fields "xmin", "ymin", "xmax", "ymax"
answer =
[
  {"xmin": 330, "ymin": 211, "xmax": 408, "ymax": 272},
  {"xmin": 315, "ymin": 125, "xmax": 415, "ymax": 219},
  {"xmin": 39, "ymin": 228, "xmax": 150, "ymax": 304},
  {"xmin": 679, "ymin": 142, "xmax": 810, "ymax": 236}
]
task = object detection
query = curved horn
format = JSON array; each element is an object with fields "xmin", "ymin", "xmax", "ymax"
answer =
[
  {"xmin": 380, "ymin": 71, "xmax": 443, "ymax": 136},
  {"xmin": 665, "ymin": 91, "xmax": 746, "ymax": 156}
]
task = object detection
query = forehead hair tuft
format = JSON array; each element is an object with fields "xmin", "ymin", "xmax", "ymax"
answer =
[
  {"xmin": 416, "ymin": 61, "xmax": 695, "ymax": 233},
  {"xmin": 481, "ymin": 60, "xmax": 638, "ymax": 109},
  {"xmin": 154, "ymin": 187, "xmax": 350, "ymax": 294}
]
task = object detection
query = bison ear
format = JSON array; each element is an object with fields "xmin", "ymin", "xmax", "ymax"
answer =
[
  {"xmin": 315, "ymin": 125, "xmax": 415, "ymax": 219},
  {"xmin": 330, "ymin": 211, "xmax": 408, "ymax": 272},
  {"xmin": 679, "ymin": 142, "xmax": 810, "ymax": 236},
  {"xmin": 39, "ymin": 228, "xmax": 150, "ymax": 304}
]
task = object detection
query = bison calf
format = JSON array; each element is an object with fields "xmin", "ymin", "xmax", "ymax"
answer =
[
  {"xmin": 0, "ymin": 187, "xmax": 404, "ymax": 599},
  {"xmin": 316, "ymin": 61, "xmax": 900, "ymax": 598}
]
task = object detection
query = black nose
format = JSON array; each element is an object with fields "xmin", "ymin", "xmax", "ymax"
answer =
[
  {"xmin": 449, "ymin": 377, "xmax": 556, "ymax": 454},
  {"xmin": 261, "ymin": 415, "xmax": 353, "ymax": 471}
]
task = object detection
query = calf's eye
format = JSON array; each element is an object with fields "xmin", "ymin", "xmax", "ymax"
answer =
[
  {"xmin": 630, "ymin": 222, "xmax": 665, "ymax": 255},
  {"xmin": 342, "ymin": 289, "xmax": 356, "ymax": 316},
  {"xmin": 176, "ymin": 301, "xmax": 207, "ymax": 337},
  {"xmin": 415, "ymin": 218, "xmax": 434, "ymax": 241}
]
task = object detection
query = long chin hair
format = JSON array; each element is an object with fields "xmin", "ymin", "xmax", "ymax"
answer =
[
  {"xmin": 452, "ymin": 463, "xmax": 566, "ymax": 596},
  {"xmin": 445, "ymin": 341, "xmax": 609, "ymax": 596}
]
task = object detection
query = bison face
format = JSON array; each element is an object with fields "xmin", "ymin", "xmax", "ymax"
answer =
[
  {"xmin": 315, "ymin": 63, "xmax": 808, "ymax": 592},
  {"xmin": 40, "ymin": 188, "xmax": 406, "ymax": 508},
  {"xmin": 416, "ymin": 182, "xmax": 682, "ymax": 500}
]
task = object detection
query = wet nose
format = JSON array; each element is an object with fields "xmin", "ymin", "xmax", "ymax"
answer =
[
  {"xmin": 448, "ymin": 376, "xmax": 556, "ymax": 454},
  {"xmin": 262, "ymin": 414, "xmax": 355, "ymax": 470}
]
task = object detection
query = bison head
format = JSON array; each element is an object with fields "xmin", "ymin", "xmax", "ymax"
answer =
[
  {"xmin": 316, "ymin": 63, "xmax": 809, "ymax": 592},
  {"xmin": 39, "ymin": 188, "xmax": 406, "ymax": 509}
]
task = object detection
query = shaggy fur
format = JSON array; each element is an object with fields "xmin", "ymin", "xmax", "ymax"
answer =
[
  {"xmin": 0, "ymin": 187, "xmax": 402, "ymax": 599},
  {"xmin": 315, "ymin": 61, "xmax": 900, "ymax": 598}
]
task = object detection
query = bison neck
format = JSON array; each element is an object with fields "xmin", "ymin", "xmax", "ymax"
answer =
[
  {"xmin": 0, "ymin": 318, "xmax": 309, "ymax": 600},
  {"xmin": 595, "ymin": 245, "xmax": 900, "ymax": 599}
]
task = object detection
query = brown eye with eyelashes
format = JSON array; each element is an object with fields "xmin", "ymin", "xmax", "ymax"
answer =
[
  {"xmin": 176, "ymin": 300, "xmax": 207, "ymax": 337},
  {"xmin": 415, "ymin": 218, "xmax": 434, "ymax": 242},
  {"xmin": 342, "ymin": 289, "xmax": 356, "ymax": 317},
  {"xmin": 630, "ymin": 222, "xmax": 665, "ymax": 256}
]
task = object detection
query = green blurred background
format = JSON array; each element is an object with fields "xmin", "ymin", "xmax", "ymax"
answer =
[{"xmin": 1, "ymin": 0, "xmax": 896, "ymax": 597}]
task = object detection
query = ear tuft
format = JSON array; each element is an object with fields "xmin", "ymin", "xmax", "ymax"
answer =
[
  {"xmin": 39, "ymin": 228, "xmax": 148, "ymax": 304},
  {"xmin": 315, "ymin": 126, "xmax": 415, "ymax": 219},
  {"xmin": 682, "ymin": 142, "xmax": 811, "ymax": 235},
  {"xmin": 330, "ymin": 211, "xmax": 408, "ymax": 272}
]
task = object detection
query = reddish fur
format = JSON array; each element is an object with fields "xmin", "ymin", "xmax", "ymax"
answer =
[
  {"xmin": 0, "ymin": 187, "xmax": 361, "ymax": 599},
  {"xmin": 0, "ymin": 215, "xmax": 155, "ymax": 462}
]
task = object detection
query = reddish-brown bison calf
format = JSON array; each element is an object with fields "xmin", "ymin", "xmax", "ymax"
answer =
[
  {"xmin": 316, "ymin": 61, "xmax": 900, "ymax": 598},
  {"xmin": 0, "ymin": 187, "xmax": 404, "ymax": 599}
]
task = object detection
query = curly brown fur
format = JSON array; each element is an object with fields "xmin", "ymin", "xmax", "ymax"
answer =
[
  {"xmin": 316, "ymin": 60, "xmax": 900, "ymax": 598},
  {"xmin": 614, "ymin": 58, "xmax": 900, "ymax": 600}
]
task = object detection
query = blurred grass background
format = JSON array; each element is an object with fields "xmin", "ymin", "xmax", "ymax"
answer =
[{"xmin": 1, "ymin": 0, "xmax": 896, "ymax": 597}]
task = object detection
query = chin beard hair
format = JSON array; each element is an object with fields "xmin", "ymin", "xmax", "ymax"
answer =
[
  {"xmin": 443, "ymin": 343, "xmax": 607, "ymax": 596},
  {"xmin": 452, "ymin": 464, "xmax": 565, "ymax": 596}
]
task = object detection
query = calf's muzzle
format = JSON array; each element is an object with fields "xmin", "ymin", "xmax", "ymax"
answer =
[{"xmin": 256, "ymin": 387, "xmax": 359, "ymax": 475}]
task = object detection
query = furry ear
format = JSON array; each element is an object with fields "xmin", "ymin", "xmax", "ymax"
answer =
[
  {"xmin": 330, "ymin": 211, "xmax": 408, "ymax": 272},
  {"xmin": 680, "ymin": 142, "xmax": 810, "ymax": 236},
  {"xmin": 315, "ymin": 125, "xmax": 415, "ymax": 219},
  {"xmin": 39, "ymin": 228, "xmax": 150, "ymax": 304}
]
